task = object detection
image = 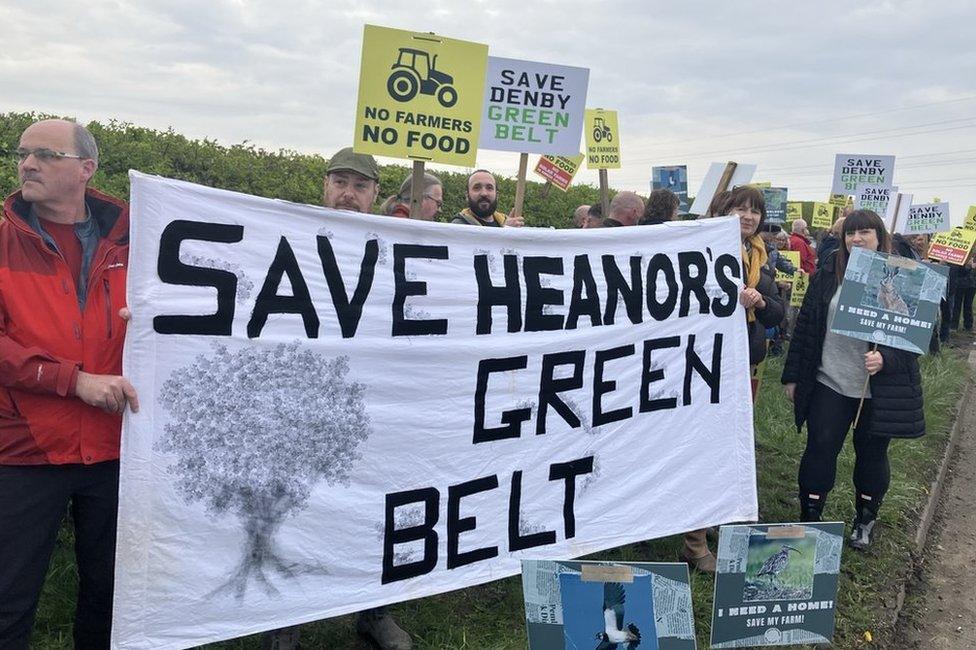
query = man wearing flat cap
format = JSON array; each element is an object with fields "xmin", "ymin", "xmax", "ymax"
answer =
[{"xmin": 265, "ymin": 148, "xmax": 412, "ymax": 650}]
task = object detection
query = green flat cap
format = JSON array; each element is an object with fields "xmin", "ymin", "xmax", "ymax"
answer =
[{"xmin": 326, "ymin": 147, "xmax": 380, "ymax": 181}]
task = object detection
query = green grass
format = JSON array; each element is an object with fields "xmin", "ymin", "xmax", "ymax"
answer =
[{"xmin": 32, "ymin": 344, "xmax": 971, "ymax": 649}]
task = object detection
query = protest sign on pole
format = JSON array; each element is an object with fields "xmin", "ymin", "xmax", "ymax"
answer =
[
  {"xmin": 710, "ymin": 522, "xmax": 845, "ymax": 648},
  {"xmin": 830, "ymin": 154, "xmax": 895, "ymax": 195},
  {"xmin": 522, "ymin": 560, "xmax": 695, "ymax": 649},
  {"xmin": 785, "ymin": 202, "xmax": 802, "ymax": 225},
  {"xmin": 929, "ymin": 228, "xmax": 976, "ymax": 265},
  {"xmin": 965, "ymin": 205, "xmax": 976, "ymax": 230},
  {"xmin": 791, "ymin": 272, "xmax": 809, "ymax": 307},
  {"xmin": 900, "ymin": 202, "xmax": 951, "ymax": 235},
  {"xmin": 854, "ymin": 183, "xmax": 897, "ymax": 216},
  {"xmin": 884, "ymin": 192, "xmax": 913, "ymax": 233},
  {"xmin": 763, "ymin": 187, "xmax": 788, "ymax": 226},
  {"xmin": 776, "ymin": 251, "xmax": 801, "ymax": 284},
  {"xmin": 652, "ymin": 165, "xmax": 690, "ymax": 213},
  {"xmin": 749, "ymin": 181, "xmax": 772, "ymax": 189},
  {"xmin": 584, "ymin": 108, "xmax": 620, "ymax": 215},
  {"xmin": 584, "ymin": 108, "xmax": 620, "ymax": 169},
  {"xmin": 828, "ymin": 193, "xmax": 850, "ymax": 209},
  {"xmin": 479, "ymin": 57, "xmax": 588, "ymax": 219},
  {"xmin": 533, "ymin": 153, "xmax": 584, "ymax": 192},
  {"xmin": 830, "ymin": 247, "xmax": 947, "ymax": 354},
  {"xmin": 113, "ymin": 172, "xmax": 758, "ymax": 650},
  {"xmin": 353, "ymin": 25, "xmax": 487, "ymax": 169},
  {"xmin": 688, "ymin": 161, "xmax": 757, "ymax": 216},
  {"xmin": 811, "ymin": 202, "xmax": 834, "ymax": 229},
  {"xmin": 479, "ymin": 57, "xmax": 588, "ymax": 155}
]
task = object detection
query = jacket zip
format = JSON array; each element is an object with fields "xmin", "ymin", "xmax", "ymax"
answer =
[{"xmin": 103, "ymin": 279, "xmax": 113, "ymax": 339}]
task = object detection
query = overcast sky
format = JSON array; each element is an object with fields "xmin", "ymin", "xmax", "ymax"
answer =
[{"xmin": 4, "ymin": 0, "xmax": 974, "ymax": 219}]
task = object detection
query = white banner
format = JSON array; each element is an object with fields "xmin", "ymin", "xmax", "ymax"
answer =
[
  {"xmin": 113, "ymin": 172, "xmax": 757, "ymax": 649},
  {"xmin": 479, "ymin": 56, "xmax": 589, "ymax": 155},
  {"xmin": 688, "ymin": 162, "xmax": 757, "ymax": 216}
]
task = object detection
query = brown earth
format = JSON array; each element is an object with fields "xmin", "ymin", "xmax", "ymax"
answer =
[{"xmin": 894, "ymin": 345, "xmax": 976, "ymax": 649}]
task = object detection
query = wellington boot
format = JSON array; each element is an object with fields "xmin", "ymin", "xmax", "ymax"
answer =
[{"xmin": 799, "ymin": 492, "xmax": 826, "ymax": 522}]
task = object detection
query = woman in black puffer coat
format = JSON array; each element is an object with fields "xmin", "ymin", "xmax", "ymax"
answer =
[{"xmin": 781, "ymin": 210, "xmax": 924, "ymax": 550}]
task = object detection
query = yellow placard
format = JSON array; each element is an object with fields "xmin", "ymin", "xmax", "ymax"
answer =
[
  {"xmin": 811, "ymin": 202, "xmax": 834, "ymax": 229},
  {"xmin": 828, "ymin": 193, "xmax": 849, "ymax": 209},
  {"xmin": 749, "ymin": 181, "xmax": 772, "ymax": 188},
  {"xmin": 786, "ymin": 202, "xmax": 802, "ymax": 223},
  {"xmin": 776, "ymin": 251, "xmax": 801, "ymax": 284},
  {"xmin": 929, "ymin": 228, "xmax": 976, "ymax": 266},
  {"xmin": 353, "ymin": 25, "xmax": 488, "ymax": 166},
  {"xmin": 791, "ymin": 271, "xmax": 809, "ymax": 307},
  {"xmin": 584, "ymin": 108, "xmax": 621, "ymax": 169},
  {"xmin": 964, "ymin": 205, "xmax": 976, "ymax": 231}
]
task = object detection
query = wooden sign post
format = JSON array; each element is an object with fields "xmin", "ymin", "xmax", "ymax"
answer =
[
  {"xmin": 512, "ymin": 152, "xmax": 529, "ymax": 219},
  {"xmin": 408, "ymin": 160, "xmax": 426, "ymax": 219}
]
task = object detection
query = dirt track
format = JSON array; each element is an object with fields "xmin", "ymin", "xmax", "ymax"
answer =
[{"xmin": 894, "ymin": 349, "xmax": 976, "ymax": 649}]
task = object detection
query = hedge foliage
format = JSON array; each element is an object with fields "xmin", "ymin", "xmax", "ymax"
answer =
[{"xmin": 1, "ymin": 112, "xmax": 612, "ymax": 228}]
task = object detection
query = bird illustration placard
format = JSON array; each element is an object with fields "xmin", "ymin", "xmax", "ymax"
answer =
[
  {"xmin": 522, "ymin": 560, "xmax": 696, "ymax": 649},
  {"xmin": 710, "ymin": 523, "xmax": 845, "ymax": 648}
]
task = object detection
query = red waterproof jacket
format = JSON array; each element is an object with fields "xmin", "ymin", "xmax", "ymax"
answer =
[
  {"xmin": 0, "ymin": 188, "xmax": 129, "ymax": 465},
  {"xmin": 790, "ymin": 232, "xmax": 818, "ymax": 275}
]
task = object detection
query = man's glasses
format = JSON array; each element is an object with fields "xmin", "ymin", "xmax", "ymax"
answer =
[
  {"xmin": 10, "ymin": 148, "xmax": 86, "ymax": 162},
  {"xmin": 424, "ymin": 194, "xmax": 443, "ymax": 210}
]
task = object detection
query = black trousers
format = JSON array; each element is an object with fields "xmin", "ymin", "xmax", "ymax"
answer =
[
  {"xmin": 939, "ymin": 292, "xmax": 955, "ymax": 341},
  {"xmin": 0, "ymin": 461, "xmax": 119, "ymax": 650},
  {"xmin": 798, "ymin": 383, "xmax": 891, "ymax": 501},
  {"xmin": 952, "ymin": 287, "xmax": 975, "ymax": 330}
]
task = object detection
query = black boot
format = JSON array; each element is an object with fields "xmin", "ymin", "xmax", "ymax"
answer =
[
  {"xmin": 799, "ymin": 492, "xmax": 825, "ymax": 522},
  {"xmin": 850, "ymin": 494, "xmax": 880, "ymax": 550}
]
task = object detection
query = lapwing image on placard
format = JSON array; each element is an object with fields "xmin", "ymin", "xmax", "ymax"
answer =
[{"xmin": 594, "ymin": 582, "xmax": 642, "ymax": 649}]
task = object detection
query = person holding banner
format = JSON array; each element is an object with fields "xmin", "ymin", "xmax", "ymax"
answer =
[
  {"xmin": 0, "ymin": 119, "xmax": 137, "ymax": 649},
  {"xmin": 951, "ymin": 257, "xmax": 976, "ymax": 332},
  {"xmin": 264, "ymin": 146, "xmax": 413, "ymax": 650},
  {"xmin": 451, "ymin": 170, "xmax": 523, "ymax": 227},
  {"xmin": 782, "ymin": 209, "xmax": 925, "ymax": 550},
  {"xmin": 681, "ymin": 186, "xmax": 783, "ymax": 572},
  {"xmin": 572, "ymin": 204, "xmax": 590, "ymax": 228},
  {"xmin": 380, "ymin": 172, "xmax": 444, "ymax": 221}
]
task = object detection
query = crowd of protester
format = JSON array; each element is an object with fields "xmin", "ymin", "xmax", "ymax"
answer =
[{"xmin": 2, "ymin": 118, "xmax": 970, "ymax": 650}]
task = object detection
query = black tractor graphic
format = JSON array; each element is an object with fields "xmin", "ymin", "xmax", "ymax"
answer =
[
  {"xmin": 592, "ymin": 116, "xmax": 613, "ymax": 142},
  {"xmin": 387, "ymin": 48, "xmax": 458, "ymax": 108}
]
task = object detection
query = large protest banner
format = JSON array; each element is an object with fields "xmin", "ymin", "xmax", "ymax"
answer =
[
  {"xmin": 479, "ymin": 57, "xmax": 588, "ymax": 155},
  {"xmin": 353, "ymin": 25, "xmax": 488, "ymax": 166},
  {"xmin": 830, "ymin": 154, "xmax": 895, "ymax": 195},
  {"xmin": 652, "ymin": 165, "xmax": 690, "ymax": 213},
  {"xmin": 112, "ymin": 173, "xmax": 758, "ymax": 649}
]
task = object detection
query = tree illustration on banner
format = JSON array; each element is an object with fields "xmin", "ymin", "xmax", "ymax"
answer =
[{"xmin": 158, "ymin": 342, "xmax": 372, "ymax": 598}]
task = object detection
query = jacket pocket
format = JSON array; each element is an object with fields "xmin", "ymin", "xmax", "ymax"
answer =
[{"xmin": 0, "ymin": 388, "xmax": 22, "ymax": 420}]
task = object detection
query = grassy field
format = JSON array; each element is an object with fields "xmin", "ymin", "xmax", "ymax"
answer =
[{"xmin": 32, "ymin": 343, "xmax": 971, "ymax": 649}]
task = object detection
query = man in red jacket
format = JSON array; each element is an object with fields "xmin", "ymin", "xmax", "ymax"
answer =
[
  {"xmin": 790, "ymin": 218, "xmax": 818, "ymax": 274},
  {"xmin": 0, "ymin": 119, "xmax": 138, "ymax": 649}
]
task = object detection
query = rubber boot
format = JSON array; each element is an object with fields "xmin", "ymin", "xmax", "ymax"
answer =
[
  {"xmin": 799, "ymin": 492, "xmax": 826, "ymax": 522},
  {"xmin": 850, "ymin": 493, "xmax": 880, "ymax": 550},
  {"xmin": 356, "ymin": 607, "xmax": 412, "ymax": 650}
]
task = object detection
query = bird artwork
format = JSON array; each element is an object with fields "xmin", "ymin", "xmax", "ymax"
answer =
[
  {"xmin": 594, "ymin": 582, "xmax": 642, "ymax": 649},
  {"xmin": 756, "ymin": 544, "xmax": 802, "ymax": 585}
]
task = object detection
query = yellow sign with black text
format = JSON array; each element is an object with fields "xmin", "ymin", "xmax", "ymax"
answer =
[
  {"xmin": 354, "ymin": 25, "xmax": 488, "ymax": 166},
  {"xmin": 786, "ymin": 202, "xmax": 802, "ymax": 224},
  {"xmin": 965, "ymin": 205, "xmax": 976, "ymax": 231},
  {"xmin": 811, "ymin": 202, "xmax": 834, "ymax": 229},
  {"xmin": 791, "ymin": 272, "xmax": 809, "ymax": 307},
  {"xmin": 584, "ymin": 108, "xmax": 621, "ymax": 169}
]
